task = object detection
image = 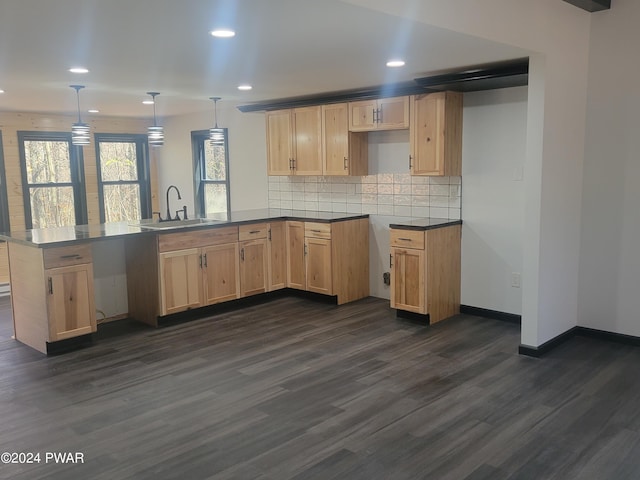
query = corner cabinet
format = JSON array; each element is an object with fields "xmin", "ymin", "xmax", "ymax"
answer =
[
  {"xmin": 409, "ymin": 92, "xmax": 463, "ymax": 177},
  {"xmin": 390, "ymin": 224, "xmax": 461, "ymax": 323},
  {"xmin": 266, "ymin": 106, "xmax": 323, "ymax": 175},
  {"xmin": 349, "ymin": 96, "xmax": 409, "ymax": 131},
  {"xmin": 8, "ymin": 242, "xmax": 97, "ymax": 354},
  {"xmin": 286, "ymin": 218, "xmax": 369, "ymax": 304}
]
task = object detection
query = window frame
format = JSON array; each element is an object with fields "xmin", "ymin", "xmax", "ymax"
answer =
[
  {"xmin": 18, "ymin": 131, "xmax": 88, "ymax": 229},
  {"xmin": 191, "ymin": 129, "xmax": 231, "ymax": 217},
  {"xmin": 94, "ymin": 133, "xmax": 152, "ymax": 223},
  {"xmin": 0, "ymin": 132, "xmax": 10, "ymax": 232}
]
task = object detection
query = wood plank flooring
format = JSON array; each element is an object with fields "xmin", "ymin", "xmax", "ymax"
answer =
[{"xmin": 1, "ymin": 295, "xmax": 640, "ymax": 479}]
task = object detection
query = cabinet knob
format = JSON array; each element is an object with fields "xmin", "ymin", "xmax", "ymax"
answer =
[{"xmin": 426, "ymin": 137, "xmax": 431, "ymax": 142}]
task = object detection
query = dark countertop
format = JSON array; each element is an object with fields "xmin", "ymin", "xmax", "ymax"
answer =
[
  {"xmin": 389, "ymin": 217, "xmax": 462, "ymax": 231},
  {"xmin": 0, "ymin": 209, "xmax": 369, "ymax": 247}
]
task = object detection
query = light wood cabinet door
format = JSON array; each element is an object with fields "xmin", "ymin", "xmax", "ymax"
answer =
[
  {"xmin": 292, "ymin": 106, "xmax": 323, "ymax": 175},
  {"xmin": 410, "ymin": 92, "xmax": 462, "ymax": 176},
  {"xmin": 202, "ymin": 243, "xmax": 240, "ymax": 305},
  {"xmin": 348, "ymin": 99, "xmax": 378, "ymax": 131},
  {"xmin": 305, "ymin": 237, "xmax": 332, "ymax": 295},
  {"xmin": 266, "ymin": 110, "xmax": 294, "ymax": 175},
  {"xmin": 286, "ymin": 221, "xmax": 306, "ymax": 290},
  {"xmin": 46, "ymin": 263, "xmax": 97, "ymax": 341},
  {"xmin": 240, "ymin": 238, "xmax": 268, "ymax": 297},
  {"xmin": 268, "ymin": 222, "xmax": 287, "ymax": 291},
  {"xmin": 159, "ymin": 248, "xmax": 202, "ymax": 315},
  {"xmin": 377, "ymin": 96, "xmax": 410, "ymax": 130},
  {"xmin": 349, "ymin": 96, "xmax": 409, "ymax": 132},
  {"xmin": 322, "ymin": 103, "xmax": 367, "ymax": 176},
  {"xmin": 390, "ymin": 246, "xmax": 426, "ymax": 314}
]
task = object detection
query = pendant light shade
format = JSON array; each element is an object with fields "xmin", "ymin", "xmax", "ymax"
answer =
[
  {"xmin": 70, "ymin": 85, "xmax": 90, "ymax": 146},
  {"xmin": 209, "ymin": 96, "xmax": 225, "ymax": 146},
  {"xmin": 147, "ymin": 92, "xmax": 164, "ymax": 147}
]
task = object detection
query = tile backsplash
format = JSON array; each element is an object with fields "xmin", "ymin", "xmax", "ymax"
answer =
[{"xmin": 268, "ymin": 174, "xmax": 462, "ymax": 219}]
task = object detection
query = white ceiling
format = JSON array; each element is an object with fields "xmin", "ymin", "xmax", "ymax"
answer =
[{"xmin": 0, "ymin": 0, "xmax": 529, "ymax": 118}]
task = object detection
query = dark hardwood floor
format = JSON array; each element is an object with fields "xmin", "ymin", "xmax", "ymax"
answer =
[{"xmin": 0, "ymin": 294, "xmax": 639, "ymax": 479}]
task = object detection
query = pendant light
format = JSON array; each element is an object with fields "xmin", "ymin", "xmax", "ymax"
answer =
[
  {"xmin": 146, "ymin": 92, "xmax": 164, "ymax": 147},
  {"xmin": 209, "ymin": 96, "xmax": 225, "ymax": 146},
  {"xmin": 70, "ymin": 85, "xmax": 90, "ymax": 146}
]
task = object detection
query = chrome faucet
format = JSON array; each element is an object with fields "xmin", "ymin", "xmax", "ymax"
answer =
[{"xmin": 165, "ymin": 185, "xmax": 182, "ymax": 221}]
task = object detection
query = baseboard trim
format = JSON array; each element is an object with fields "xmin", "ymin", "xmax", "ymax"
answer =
[
  {"xmin": 460, "ymin": 305, "xmax": 521, "ymax": 324},
  {"xmin": 518, "ymin": 327, "xmax": 578, "ymax": 357},
  {"xmin": 395, "ymin": 309, "xmax": 430, "ymax": 324},
  {"xmin": 575, "ymin": 326, "xmax": 640, "ymax": 347},
  {"xmin": 519, "ymin": 325, "xmax": 640, "ymax": 358}
]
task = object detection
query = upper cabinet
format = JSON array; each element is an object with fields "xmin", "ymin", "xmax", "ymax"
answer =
[
  {"xmin": 409, "ymin": 92, "xmax": 463, "ymax": 177},
  {"xmin": 266, "ymin": 106, "xmax": 322, "ymax": 176},
  {"xmin": 321, "ymin": 103, "xmax": 367, "ymax": 176},
  {"xmin": 348, "ymin": 96, "xmax": 409, "ymax": 132}
]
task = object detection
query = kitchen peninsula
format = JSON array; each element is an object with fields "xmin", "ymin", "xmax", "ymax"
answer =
[{"xmin": 1, "ymin": 209, "xmax": 370, "ymax": 354}]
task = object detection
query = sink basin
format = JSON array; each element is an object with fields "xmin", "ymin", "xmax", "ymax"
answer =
[{"xmin": 131, "ymin": 218, "xmax": 222, "ymax": 230}]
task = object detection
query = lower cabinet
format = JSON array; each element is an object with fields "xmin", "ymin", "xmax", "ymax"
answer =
[
  {"xmin": 285, "ymin": 218, "xmax": 368, "ymax": 304},
  {"xmin": 389, "ymin": 224, "xmax": 461, "ymax": 323},
  {"xmin": 46, "ymin": 263, "xmax": 97, "ymax": 342},
  {"xmin": 127, "ymin": 218, "xmax": 370, "ymax": 325},
  {"xmin": 8, "ymin": 242, "xmax": 97, "ymax": 354},
  {"xmin": 203, "ymin": 243, "xmax": 240, "ymax": 304},
  {"xmin": 286, "ymin": 221, "xmax": 306, "ymax": 290},
  {"xmin": 267, "ymin": 221, "xmax": 287, "ymax": 291},
  {"xmin": 159, "ymin": 248, "xmax": 203, "ymax": 315},
  {"xmin": 238, "ymin": 223, "xmax": 269, "ymax": 297},
  {"xmin": 390, "ymin": 246, "xmax": 425, "ymax": 314}
]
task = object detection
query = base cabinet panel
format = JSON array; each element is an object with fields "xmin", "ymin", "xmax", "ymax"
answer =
[
  {"xmin": 286, "ymin": 221, "xmax": 306, "ymax": 290},
  {"xmin": 159, "ymin": 249, "xmax": 202, "ymax": 315},
  {"xmin": 268, "ymin": 222, "xmax": 287, "ymax": 291},
  {"xmin": 305, "ymin": 237, "xmax": 332, "ymax": 295},
  {"xmin": 240, "ymin": 239, "xmax": 268, "ymax": 297},
  {"xmin": 46, "ymin": 264, "xmax": 97, "ymax": 341},
  {"xmin": 390, "ymin": 247, "xmax": 425, "ymax": 314},
  {"xmin": 203, "ymin": 243, "xmax": 240, "ymax": 305}
]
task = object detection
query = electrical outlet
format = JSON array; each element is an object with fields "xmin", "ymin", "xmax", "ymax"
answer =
[{"xmin": 511, "ymin": 272, "xmax": 521, "ymax": 288}]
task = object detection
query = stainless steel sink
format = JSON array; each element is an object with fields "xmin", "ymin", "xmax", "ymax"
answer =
[{"xmin": 131, "ymin": 218, "xmax": 222, "ymax": 230}]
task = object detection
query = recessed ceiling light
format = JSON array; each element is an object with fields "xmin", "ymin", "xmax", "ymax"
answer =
[
  {"xmin": 386, "ymin": 60, "xmax": 405, "ymax": 68},
  {"xmin": 88, "ymin": 109, "xmax": 99, "ymax": 113},
  {"xmin": 210, "ymin": 29, "xmax": 235, "ymax": 38},
  {"xmin": 69, "ymin": 67, "xmax": 89, "ymax": 74},
  {"xmin": 237, "ymin": 84, "xmax": 252, "ymax": 91},
  {"xmin": 0, "ymin": 89, "xmax": 4, "ymax": 94},
  {"xmin": 142, "ymin": 100, "xmax": 154, "ymax": 105}
]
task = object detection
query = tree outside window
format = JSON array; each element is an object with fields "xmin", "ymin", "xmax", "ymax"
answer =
[
  {"xmin": 96, "ymin": 134, "xmax": 151, "ymax": 223},
  {"xmin": 19, "ymin": 132, "xmax": 87, "ymax": 229}
]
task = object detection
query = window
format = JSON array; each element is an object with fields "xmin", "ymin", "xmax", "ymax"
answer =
[
  {"xmin": 18, "ymin": 131, "xmax": 87, "ymax": 229},
  {"xmin": 192, "ymin": 129, "xmax": 230, "ymax": 217},
  {"xmin": 95, "ymin": 134, "xmax": 151, "ymax": 223},
  {"xmin": 0, "ymin": 132, "xmax": 10, "ymax": 232}
]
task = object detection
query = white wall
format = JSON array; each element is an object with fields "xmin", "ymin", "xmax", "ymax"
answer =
[
  {"xmin": 345, "ymin": 0, "xmax": 591, "ymax": 347},
  {"xmin": 579, "ymin": 0, "xmax": 640, "ymax": 336},
  {"xmin": 159, "ymin": 103, "xmax": 269, "ymax": 215},
  {"xmin": 461, "ymin": 87, "xmax": 527, "ymax": 315}
]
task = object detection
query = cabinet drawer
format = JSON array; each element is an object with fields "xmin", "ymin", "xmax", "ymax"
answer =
[
  {"xmin": 158, "ymin": 226, "xmax": 239, "ymax": 252},
  {"xmin": 43, "ymin": 243, "xmax": 93, "ymax": 268},
  {"xmin": 305, "ymin": 222, "xmax": 331, "ymax": 239},
  {"xmin": 390, "ymin": 229, "xmax": 424, "ymax": 249},
  {"xmin": 239, "ymin": 223, "xmax": 268, "ymax": 241}
]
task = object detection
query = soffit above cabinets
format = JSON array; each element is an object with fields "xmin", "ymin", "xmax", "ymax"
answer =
[
  {"xmin": 237, "ymin": 58, "xmax": 529, "ymax": 113},
  {"xmin": 561, "ymin": 0, "xmax": 611, "ymax": 12}
]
